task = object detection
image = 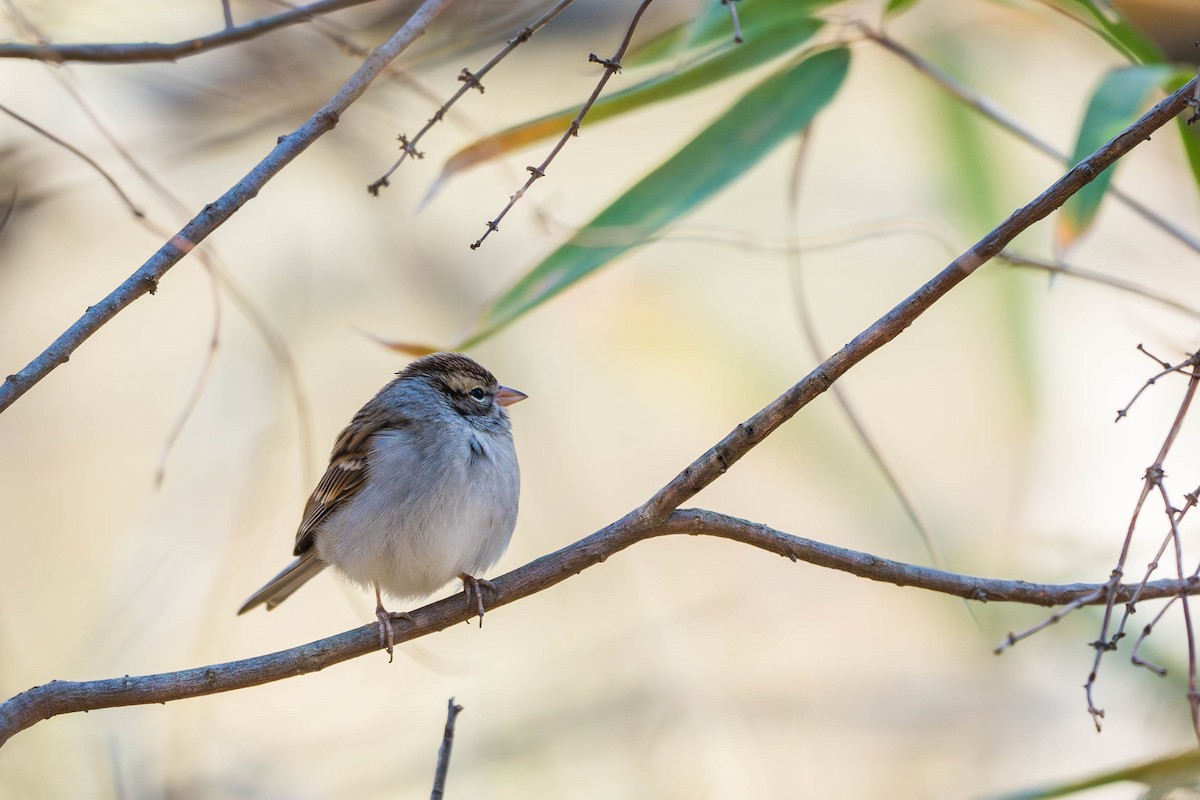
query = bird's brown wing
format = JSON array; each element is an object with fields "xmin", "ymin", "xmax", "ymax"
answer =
[{"xmin": 293, "ymin": 399, "xmax": 409, "ymax": 556}]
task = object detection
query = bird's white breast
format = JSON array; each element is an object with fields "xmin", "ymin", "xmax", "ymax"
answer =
[{"xmin": 315, "ymin": 419, "xmax": 520, "ymax": 601}]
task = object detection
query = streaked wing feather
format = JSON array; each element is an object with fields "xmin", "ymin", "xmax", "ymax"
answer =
[{"xmin": 292, "ymin": 399, "xmax": 409, "ymax": 556}]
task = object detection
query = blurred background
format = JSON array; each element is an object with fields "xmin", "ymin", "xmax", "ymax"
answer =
[{"xmin": 3, "ymin": 0, "xmax": 1200, "ymax": 797}]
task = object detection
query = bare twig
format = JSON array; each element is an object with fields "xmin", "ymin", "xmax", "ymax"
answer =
[
  {"xmin": 1130, "ymin": 597, "xmax": 1176, "ymax": 675},
  {"xmin": 0, "ymin": 0, "xmax": 384, "ymax": 63},
  {"xmin": 470, "ymin": 0, "xmax": 656, "ymax": 249},
  {"xmin": 221, "ymin": 0, "xmax": 235, "ymax": 30},
  {"xmin": 1115, "ymin": 355, "xmax": 1197, "ymax": 422},
  {"xmin": 368, "ymin": 0, "xmax": 578, "ymax": 195},
  {"xmin": 430, "ymin": 698, "xmax": 464, "ymax": 800},
  {"xmin": 994, "ymin": 589, "xmax": 1106, "ymax": 654},
  {"xmin": 0, "ymin": 0, "xmax": 458, "ymax": 415},
  {"xmin": 3, "ymin": 507, "xmax": 1198, "ymax": 748}
]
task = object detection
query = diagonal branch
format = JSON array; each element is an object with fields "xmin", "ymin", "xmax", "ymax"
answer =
[
  {"xmin": 2, "ymin": 507, "xmax": 1196, "ymax": 748},
  {"xmin": 0, "ymin": 0, "xmax": 457, "ymax": 415},
  {"xmin": 0, "ymin": 0, "xmax": 383, "ymax": 63}
]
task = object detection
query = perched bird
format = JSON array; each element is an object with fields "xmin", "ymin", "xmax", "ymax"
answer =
[{"xmin": 238, "ymin": 352, "xmax": 526, "ymax": 658}]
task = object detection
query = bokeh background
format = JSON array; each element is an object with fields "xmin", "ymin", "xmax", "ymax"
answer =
[{"xmin": 3, "ymin": 0, "xmax": 1200, "ymax": 797}]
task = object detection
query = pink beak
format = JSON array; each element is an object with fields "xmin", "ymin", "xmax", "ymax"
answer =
[{"xmin": 495, "ymin": 386, "xmax": 528, "ymax": 407}]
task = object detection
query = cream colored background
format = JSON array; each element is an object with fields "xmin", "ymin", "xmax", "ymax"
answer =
[{"xmin": 3, "ymin": 0, "xmax": 1200, "ymax": 797}]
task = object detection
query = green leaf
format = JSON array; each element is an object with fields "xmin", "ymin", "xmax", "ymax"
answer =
[
  {"xmin": 628, "ymin": 0, "xmax": 838, "ymax": 67},
  {"xmin": 1056, "ymin": 63, "xmax": 1174, "ymax": 253},
  {"xmin": 426, "ymin": 13, "xmax": 823, "ymax": 200},
  {"xmin": 1055, "ymin": 0, "xmax": 1163, "ymax": 64},
  {"xmin": 458, "ymin": 47, "xmax": 851, "ymax": 347},
  {"xmin": 884, "ymin": 0, "xmax": 920, "ymax": 16}
]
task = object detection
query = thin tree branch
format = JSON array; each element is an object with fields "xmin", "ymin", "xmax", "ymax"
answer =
[
  {"xmin": 3, "ymin": 507, "xmax": 1198, "ymax": 748},
  {"xmin": 0, "ymin": 0, "xmax": 383, "ymax": 64},
  {"xmin": 430, "ymin": 697, "xmax": 463, "ymax": 800},
  {"xmin": 0, "ymin": 0, "xmax": 457, "ymax": 415}
]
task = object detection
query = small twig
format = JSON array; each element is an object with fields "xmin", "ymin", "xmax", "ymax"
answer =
[
  {"xmin": 1130, "ymin": 597, "xmax": 1176, "ymax": 676},
  {"xmin": 221, "ymin": 0, "xmax": 235, "ymax": 29},
  {"xmin": 1115, "ymin": 358, "xmax": 1193, "ymax": 421},
  {"xmin": 470, "ymin": 0, "xmax": 656, "ymax": 249},
  {"xmin": 993, "ymin": 589, "xmax": 1105, "ymax": 654},
  {"xmin": 722, "ymin": 0, "xmax": 743, "ymax": 44},
  {"xmin": 430, "ymin": 698, "xmax": 464, "ymax": 800},
  {"xmin": 368, "ymin": 0, "xmax": 578, "ymax": 195},
  {"xmin": 1137, "ymin": 343, "xmax": 1174, "ymax": 370},
  {"xmin": 0, "ymin": 0, "xmax": 384, "ymax": 63},
  {"xmin": 0, "ymin": 102, "xmax": 144, "ymax": 218}
]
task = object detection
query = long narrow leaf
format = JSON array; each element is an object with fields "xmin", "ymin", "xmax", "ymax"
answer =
[
  {"xmin": 1056, "ymin": 64, "xmax": 1173, "ymax": 253},
  {"xmin": 458, "ymin": 47, "xmax": 851, "ymax": 347}
]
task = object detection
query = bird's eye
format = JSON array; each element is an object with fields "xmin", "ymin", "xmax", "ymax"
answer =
[{"xmin": 469, "ymin": 387, "xmax": 488, "ymax": 401}]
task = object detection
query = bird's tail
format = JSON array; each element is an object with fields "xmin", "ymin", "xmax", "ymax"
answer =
[{"xmin": 237, "ymin": 552, "xmax": 327, "ymax": 615}]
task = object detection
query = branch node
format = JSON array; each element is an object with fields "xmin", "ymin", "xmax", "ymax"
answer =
[
  {"xmin": 397, "ymin": 134, "xmax": 425, "ymax": 159},
  {"xmin": 587, "ymin": 52, "xmax": 622, "ymax": 72},
  {"xmin": 457, "ymin": 67, "xmax": 485, "ymax": 93}
]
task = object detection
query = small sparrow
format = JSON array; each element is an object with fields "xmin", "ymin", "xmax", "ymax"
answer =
[{"xmin": 238, "ymin": 352, "xmax": 526, "ymax": 658}]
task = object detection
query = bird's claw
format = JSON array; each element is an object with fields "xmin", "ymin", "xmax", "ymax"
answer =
[{"xmin": 459, "ymin": 573, "xmax": 495, "ymax": 625}]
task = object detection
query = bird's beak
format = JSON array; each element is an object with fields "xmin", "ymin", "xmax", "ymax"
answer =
[{"xmin": 495, "ymin": 386, "xmax": 528, "ymax": 407}]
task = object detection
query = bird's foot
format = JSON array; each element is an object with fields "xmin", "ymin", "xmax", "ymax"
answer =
[
  {"xmin": 459, "ymin": 573, "xmax": 495, "ymax": 625},
  {"xmin": 375, "ymin": 601, "xmax": 414, "ymax": 663}
]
